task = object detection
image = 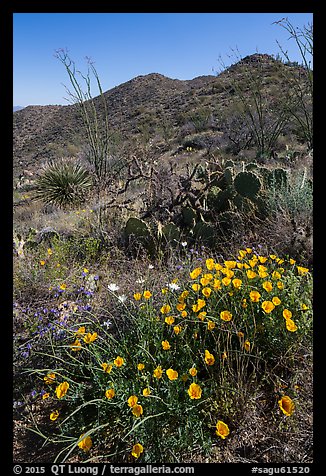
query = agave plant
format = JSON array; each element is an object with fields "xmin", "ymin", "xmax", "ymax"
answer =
[{"xmin": 34, "ymin": 159, "xmax": 93, "ymax": 208}]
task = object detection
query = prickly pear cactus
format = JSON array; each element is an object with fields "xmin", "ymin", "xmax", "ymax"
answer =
[
  {"xmin": 161, "ymin": 223, "xmax": 180, "ymax": 244},
  {"xmin": 193, "ymin": 221, "xmax": 215, "ymax": 246},
  {"xmin": 182, "ymin": 206, "xmax": 197, "ymax": 228},
  {"xmin": 234, "ymin": 171, "xmax": 261, "ymax": 199},
  {"xmin": 266, "ymin": 168, "xmax": 288, "ymax": 188},
  {"xmin": 125, "ymin": 217, "xmax": 155, "ymax": 256},
  {"xmin": 207, "ymin": 186, "xmax": 232, "ymax": 213},
  {"xmin": 245, "ymin": 162, "xmax": 259, "ymax": 171}
]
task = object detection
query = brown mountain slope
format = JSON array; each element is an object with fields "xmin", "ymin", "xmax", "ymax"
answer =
[{"xmin": 13, "ymin": 54, "xmax": 307, "ymax": 178}]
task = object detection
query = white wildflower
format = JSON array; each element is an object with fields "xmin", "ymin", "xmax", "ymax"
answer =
[
  {"xmin": 117, "ymin": 294, "xmax": 127, "ymax": 303},
  {"xmin": 108, "ymin": 283, "xmax": 120, "ymax": 292},
  {"xmin": 167, "ymin": 282, "xmax": 180, "ymax": 292}
]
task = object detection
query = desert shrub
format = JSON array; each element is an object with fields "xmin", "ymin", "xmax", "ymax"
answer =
[
  {"xmin": 21, "ymin": 249, "xmax": 312, "ymax": 463},
  {"xmin": 34, "ymin": 158, "xmax": 92, "ymax": 209}
]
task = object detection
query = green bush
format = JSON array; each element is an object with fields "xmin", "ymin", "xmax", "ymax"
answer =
[{"xmin": 22, "ymin": 249, "xmax": 312, "ymax": 463}]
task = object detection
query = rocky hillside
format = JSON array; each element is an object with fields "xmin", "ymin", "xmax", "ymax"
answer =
[{"xmin": 13, "ymin": 54, "xmax": 308, "ymax": 178}]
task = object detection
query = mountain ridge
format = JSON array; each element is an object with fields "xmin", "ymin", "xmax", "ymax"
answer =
[{"xmin": 13, "ymin": 53, "xmax": 306, "ymax": 177}]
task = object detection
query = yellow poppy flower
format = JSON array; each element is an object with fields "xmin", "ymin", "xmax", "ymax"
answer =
[
  {"xmin": 131, "ymin": 404, "xmax": 143, "ymax": 417},
  {"xmin": 137, "ymin": 363, "xmax": 145, "ymax": 371},
  {"xmin": 114, "ymin": 356, "xmax": 124, "ymax": 367},
  {"xmin": 272, "ymin": 271, "xmax": 281, "ymax": 280},
  {"xmin": 50, "ymin": 410, "xmax": 59, "ymax": 421},
  {"xmin": 207, "ymin": 320, "xmax": 216, "ymax": 330},
  {"xmin": 204, "ymin": 349, "xmax": 215, "ymax": 366},
  {"xmin": 202, "ymin": 287, "xmax": 212, "ymax": 298},
  {"xmin": 216, "ymin": 420, "xmax": 230, "ymax": 439},
  {"xmin": 101, "ymin": 362, "xmax": 113, "ymax": 373},
  {"xmin": 297, "ymin": 266, "xmax": 309, "ymax": 276},
  {"xmin": 221, "ymin": 268, "xmax": 234, "ymax": 278},
  {"xmin": 213, "ymin": 279, "xmax": 221, "ymax": 289},
  {"xmin": 220, "ymin": 310, "xmax": 232, "ymax": 321},
  {"xmin": 262, "ymin": 301, "xmax": 275, "ymax": 314},
  {"xmin": 44, "ymin": 373, "xmax": 56, "ymax": 385},
  {"xmin": 192, "ymin": 283, "xmax": 201, "ymax": 291},
  {"xmin": 244, "ymin": 340, "xmax": 251, "ymax": 352},
  {"xmin": 272, "ymin": 296, "xmax": 281, "ymax": 306},
  {"xmin": 176, "ymin": 302, "xmax": 186, "ymax": 311},
  {"xmin": 83, "ymin": 332, "xmax": 98, "ymax": 344},
  {"xmin": 166, "ymin": 368, "xmax": 178, "ymax": 380},
  {"xmin": 189, "ymin": 367, "xmax": 197, "ymax": 376},
  {"xmin": 187, "ymin": 382, "xmax": 202, "ymax": 399},
  {"xmin": 232, "ymin": 278, "xmax": 242, "ymax": 289},
  {"xmin": 282, "ymin": 309, "xmax": 292, "ymax": 320},
  {"xmin": 197, "ymin": 311, "xmax": 206, "ymax": 321},
  {"xmin": 42, "ymin": 392, "xmax": 50, "ymax": 400},
  {"xmin": 285, "ymin": 319, "xmax": 298, "ymax": 332},
  {"xmin": 143, "ymin": 290, "xmax": 152, "ymax": 299},
  {"xmin": 249, "ymin": 258, "xmax": 258, "ymax": 268},
  {"xmin": 128, "ymin": 395, "xmax": 138, "ymax": 407},
  {"xmin": 70, "ymin": 339, "xmax": 82, "ymax": 352},
  {"xmin": 258, "ymin": 256, "xmax": 268, "ymax": 263},
  {"xmin": 105, "ymin": 388, "xmax": 115, "ymax": 399},
  {"xmin": 55, "ymin": 381, "xmax": 69, "ymax": 399},
  {"xmin": 278, "ymin": 395, "xmax": 295, "ymax": 416},
  {"xmin": 249, "ymin": 290, "xmax": 261, "ymax": 302},
  {"xmin": 133, "ymin": 293, "xmax": 142, "ymax": 301},
  {"xmin": 224, "ymin": 260, "xmax": 237, "ymax": 269},
  {"xmin": 153, "ymin": 366, "xmax": 163, "ymax": 379},
  {"xmin": 262, "ymin": 281, "xmax": 273, "ymax": 292},
  {"xmin": 180, "ymin": 290, "xmax": 189, "ymax": 299},
  {"xmin": 165, "ymin": 316, "xmax": 175, "ymax": 325},
  {"xmin": 76, "ymin": 326, "xmax": 86, "ymax": 335},
  {"xmin": 77, "ymin": 433, "xmax": 93, "ymax": 452},
  {"xmin": 162, "ymin": 340, "xmax": 171, "ymax": 350},
  {"xmin": 206, "ymin": 258, "xmax": 215, "ymax": 270},
  {"xmin": 190, "ymin": 267, "xmax": 202, "ymax": 279},
  {"xmin": 277, "ymin": 281, "xmax": 284, "ymax": 290},
  {"xmin": 246, "ymin": 270, "xmax": 257, "ymax": 279},
  {"xmin": 192, "ymin": 299, "xmax": 206, "ymax": 312},
  {"xmin": 173, "ymin": 325, "xmax": 182, "ymax": 335},
  {"xmin": 222, "ymin": 277, "xmax": 231, "ymax": 286},
  {"xmin": 131, "ymin": 443, "xmax": 144, "ymax": 459},
  {"xmin": 142, "ymin": 387, "xmax": 151, "ymax": 397},
  {"xmin": 215, "ymin": 263, "xmax": 223, "ymax": 271},
  {"xmin": 160, "ymin": 304, "xmax": 171, "ymax": 314}
]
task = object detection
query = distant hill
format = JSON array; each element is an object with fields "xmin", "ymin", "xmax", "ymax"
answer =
[
  {"xmin": 13, "ymin": 106, "xmax": 25, "ymax": 112},
  {"xmin": 13, "ymin": 53, "xmax": 309, "ymax": 177}
]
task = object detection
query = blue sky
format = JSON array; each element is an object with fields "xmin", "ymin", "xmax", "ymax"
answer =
[{"xmin": 13, "ymin": 12, "xmax": 313, "ymax": 107}]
